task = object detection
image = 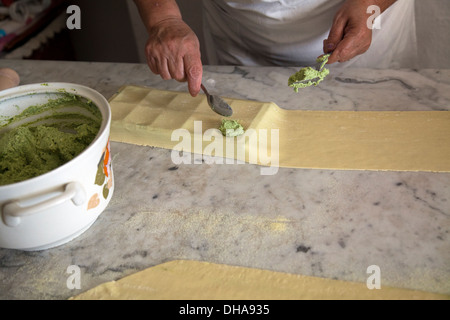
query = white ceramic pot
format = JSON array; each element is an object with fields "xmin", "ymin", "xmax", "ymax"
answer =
[{"xmin": 0, "ymin": 83, "xmax": 114, "ymax": 250}]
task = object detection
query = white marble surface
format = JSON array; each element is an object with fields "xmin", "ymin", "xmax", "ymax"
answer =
[{"xmin": 0, "ymin": 59, "xmax": 449, "ymax": 299}]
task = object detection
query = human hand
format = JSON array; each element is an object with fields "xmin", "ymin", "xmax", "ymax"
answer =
[
  {"xmin": 323, "ymin": 0, "xmax": 374, "ymax": 64},
  {"xmin": 145, "ymin": 18, "xmax": 203, "ymax": 96}
]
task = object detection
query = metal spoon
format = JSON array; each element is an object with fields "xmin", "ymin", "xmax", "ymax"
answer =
[{"xmin": 201, "ymin": 83, "xmax": 233, "ymax": 117}]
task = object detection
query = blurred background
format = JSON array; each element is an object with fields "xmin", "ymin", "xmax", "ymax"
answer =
[{"xmin": 0, "ymin": 0, "xmax": 449, "ymax": 68}]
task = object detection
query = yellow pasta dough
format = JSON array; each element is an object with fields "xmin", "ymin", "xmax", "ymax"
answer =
[
  {"xmin": 71, "ymin": 260, "xmax": 449, "ymax": 300},
  {"xmin": 108, "ymin": 86, "xmax": 450, "ymax": 172}
]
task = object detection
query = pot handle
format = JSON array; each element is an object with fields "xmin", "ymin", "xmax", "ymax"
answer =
[{"xmin": 2, "ymin": 182, "xmax": 86, "ymax": 227}]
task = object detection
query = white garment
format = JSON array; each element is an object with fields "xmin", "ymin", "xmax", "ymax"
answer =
[{"xmin": 201, "ymin": 0, "xmax": 418, "ymax": 68}]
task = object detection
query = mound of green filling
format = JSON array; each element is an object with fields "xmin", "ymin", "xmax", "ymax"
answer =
[
  {"xmin": 288, "ymin": 54, "xmax": 330, "ymax": 92},
  {"xmin": 219, "ymin": 119, "xmax": 244, "ymax": 137},
  {"xmin": 0, "ymin": 95, "xmax": 101, "ymax": 186},
  {"xmin": 0, "ymin": 124, "xmax": 98, "ymax": 186}
]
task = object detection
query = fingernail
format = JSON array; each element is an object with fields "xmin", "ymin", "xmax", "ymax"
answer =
[{"xmin": 327, "ymin": 43, "xmax": 335, "ymax": 50}]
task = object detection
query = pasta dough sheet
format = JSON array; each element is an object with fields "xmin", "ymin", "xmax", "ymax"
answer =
[
  {"xmin": 70, "ymin": 260, "xmax": 449, "ymax": 300},
  {"xmin": 109, "ymin": 85, "xmax": 450, "ymax": 172}
]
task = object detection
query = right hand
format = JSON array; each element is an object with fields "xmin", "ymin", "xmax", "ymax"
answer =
[
  {"xmin": 323, "ymin": 0, "xmax": 376, "ymax": 64},
  {"xmin": 145, "ymin": 18, "xmax": 203, "ymax": 97}
]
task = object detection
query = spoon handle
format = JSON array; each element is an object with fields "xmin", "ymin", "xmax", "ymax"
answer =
[{"xmin": 200, "ymin": 83, "xmax": 209, "ymax": 96}]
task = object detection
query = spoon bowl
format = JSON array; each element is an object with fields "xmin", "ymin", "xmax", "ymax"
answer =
[{"xmin": 201, "ymin": 84, "xmax": 233, "ymax": 117}]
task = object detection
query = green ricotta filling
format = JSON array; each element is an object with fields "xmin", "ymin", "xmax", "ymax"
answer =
[
  {"xmin": 288, "ymin": 54, "xmax": 331, "ymax": 92},
  {"xmin": 0, "ymin": 94, "xmax": 101, "ymax": 186},
  {"xmin": 219, "ymin": 119, "xmax": 245, "ymax": 137}
]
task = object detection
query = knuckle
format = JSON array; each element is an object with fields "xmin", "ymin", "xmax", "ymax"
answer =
[{"xmin": 187, "ymin": 65, "xmax": 202, "ymax": 79}]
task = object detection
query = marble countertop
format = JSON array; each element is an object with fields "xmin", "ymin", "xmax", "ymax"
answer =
[{"xmin": 0, "ymin": 59, "xmax": 449, "ymax": 299}]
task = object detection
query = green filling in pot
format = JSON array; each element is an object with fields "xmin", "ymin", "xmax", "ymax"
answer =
[
  {"xmin": 288, "ymin": 54, "xmax": 330, "ymax": 92},
  {"xmin": 219, "ymin": 119, "xmax": 244, "ymax": 137},
  {"xmin": 0, "ymin": 94, "xmax": 101, "ymax": 186}
]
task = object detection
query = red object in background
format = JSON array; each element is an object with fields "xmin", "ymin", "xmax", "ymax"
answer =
[
  {"xmin": 1, "ymin": 0, "xmax": 15, "ymax": 7},
  {"xmin": 0, "ymin": 0, "xmax": 67, "ymax": 53}
]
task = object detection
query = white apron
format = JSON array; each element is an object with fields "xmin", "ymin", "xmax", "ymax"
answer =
[{"xmin": 201, "ymin": 0, "xmax": 418, "ymax": 68}]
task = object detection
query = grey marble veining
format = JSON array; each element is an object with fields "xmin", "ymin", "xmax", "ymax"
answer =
[{"xmin": 0, "ymin": 59, "xmax": 449, "ymax": 299}]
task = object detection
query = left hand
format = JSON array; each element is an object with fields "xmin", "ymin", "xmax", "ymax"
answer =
[{"xmin": 324, "ymin": 0, "xmax": 374, "ymax": 64}]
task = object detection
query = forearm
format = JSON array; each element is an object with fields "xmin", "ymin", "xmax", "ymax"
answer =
[{"xmin": 133, "ymin": 0, "xmax": 182, "ymax": 31}]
